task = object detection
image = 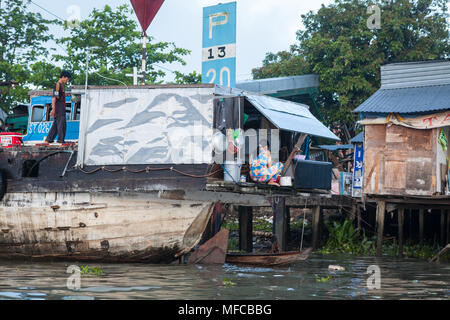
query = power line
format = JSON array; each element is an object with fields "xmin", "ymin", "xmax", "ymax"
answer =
[
  {"xmin": 29, "ymin": 0, "xmax": 65, "ymax": 22},
  {"xmin": 27, "ymin": 1, "xmax": 69, "ymax": 55}
]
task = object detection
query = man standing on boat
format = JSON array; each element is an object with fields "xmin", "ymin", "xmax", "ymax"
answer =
[{"xmin": 44, "ymin": 71, "xmax": 71, "ymax": 145}]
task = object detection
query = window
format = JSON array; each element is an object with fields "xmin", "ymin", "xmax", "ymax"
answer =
[
  {"xmin": 65, "ymin": 103, "xmax": 72, "ymax": 120},
  {"xmin": 31, "ymin": 105, "xmax": 45, "ymax": 122},
  {"xmin": 45, "ymin": 103, "xmax": 72, "ymax": 121}
]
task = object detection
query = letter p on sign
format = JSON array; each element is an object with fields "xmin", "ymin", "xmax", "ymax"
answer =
[{"xmin": 209, "ymin": 12, "xmax": 229, "ymax": 39}]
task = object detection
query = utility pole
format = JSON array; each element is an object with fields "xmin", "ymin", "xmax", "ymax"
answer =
[{"xmin": 141, "ymin": 32, "xmax": 147, "ymax": 85}]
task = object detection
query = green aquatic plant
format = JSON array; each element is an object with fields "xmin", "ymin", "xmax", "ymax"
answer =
[
  {"xmin": 222, "ymin": 278, "xmax": 236, "ymax": 287},
  {"xmin": 326, "ymin": 219, "xmax": 359, "ymax": 249},
  {"xmin": 315, "ymin": 275, "xmax": 332, "ymax": 283},
  {"xmin": 227, "ymin": 238, "xmax": 239, "ymax": 251},
  {"xmin": 80, "ymin": 265, "xmax": 106, "ymax": 277},
  {"xmin": 320, "ymin": 219, "xmax": 371, "ymax": 255},
  {"xmin": 221, "ymin": 219, "xmax": 239, "ymax": 231},
  {"xmin": 253, "ymin": 218, "xmax": 273, "ymax": 233},
  {"xmin": 318, "ymin": 219, "xmax": 448, "ymax": 260}
]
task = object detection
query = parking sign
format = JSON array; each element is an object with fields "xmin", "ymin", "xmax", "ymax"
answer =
[{"xmin": 202, "ymin": 2, "xmax": 236, "ymax": 88}]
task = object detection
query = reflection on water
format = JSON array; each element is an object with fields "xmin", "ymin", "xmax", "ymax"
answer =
[{"xmin": 0, "ymin": 254, "xmax": 448, "ymax": 300}]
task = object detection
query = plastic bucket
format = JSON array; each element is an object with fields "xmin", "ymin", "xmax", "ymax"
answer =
[
  {"xmin": 224, "ymin": 162, "xmax": 242, "ymax": 182},
  {"xmin": 280, "ymin": 176, "xmax": 292, "ymax": 186}
]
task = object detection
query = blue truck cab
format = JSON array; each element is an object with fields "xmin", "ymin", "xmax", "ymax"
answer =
[{"xmin": 22, "ymin": 90, "xmax": 81, "ymax": 143}]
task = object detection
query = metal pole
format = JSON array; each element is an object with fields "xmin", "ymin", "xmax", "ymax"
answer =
[
  {"xmin": 81, "ymin": 47, "xmax": 99, "ymax": 167},
  {"xmin": 141, "ymin": 32, "xmax": 147, "ymax": 85}
]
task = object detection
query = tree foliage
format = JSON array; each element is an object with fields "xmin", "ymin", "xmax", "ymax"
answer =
[
  {"xmin": 0, "ymin": 2, "xmax": 200, "ymax": 112},
  {"xmin": 252, "ymin": 0, "xmax": 449, "ymax": 127},
  {"xmin": 0, "ymin": 0, "xmax": 57, "ymax": 111},
  {"xmin": 54, "ymin": 4, "xmax": 191, "ymax": 86}
]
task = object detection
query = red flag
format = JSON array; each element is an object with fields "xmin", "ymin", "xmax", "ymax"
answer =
[{"xmin": 130, "ymin": 0, "xmax": 165, "ymax": 32}]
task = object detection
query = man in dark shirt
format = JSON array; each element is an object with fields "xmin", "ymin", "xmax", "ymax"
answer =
[{"xmin": 45, "ymin": 71, "xmax": 71, "ymax": 144}]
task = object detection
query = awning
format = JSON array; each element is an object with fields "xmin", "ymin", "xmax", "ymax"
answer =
[
  {"xmin": 245, "ymin": 94, "xmax": 340, "ymax": 141},
  {"xmin": 318, "ymin": 144, "xmax": 354, "ymax": 151},
  {"xmin": 350, "ymin": 132, "xmax": 364, "ymax": 144}
]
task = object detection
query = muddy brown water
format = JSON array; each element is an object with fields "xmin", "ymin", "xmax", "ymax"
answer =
[{"xmin": 0, "ymin": 254, "xmax": 448, "ymax": 300}]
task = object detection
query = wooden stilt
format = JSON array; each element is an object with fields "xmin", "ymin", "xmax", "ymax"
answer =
[
  {"xmin": 357, "ymin": 205, "xmax": 361, "ymax": 231},
  {"xmin": 272, "ymin": 197, "xmax": 287, "ymax": 252},
  {"xmin": 440, "ymin": 210, "xmax": 446, "ymax": 246},
  {"xmin": 398, "ymin": 208, "xmax": 404, "ymax": 257},
  {"xmin": 312, "ymin": 206, "xmax": 321, "ymax": 251},
  {"xmin": 238, "ymin": 206, "xmax": 253, "ymax": 253},
  {"xmin": 376, "ymin": 201, "xmax": 386, "ymax": 257},
  {"xmin": 408, "ymin": 209, "xmax": 412, "ymax": 242},
  {"xmin": 286, "ymin": 206, "xmax": 291, "ymax": 246},
  {"xmin": 419, "ymin": 209, "xmax": 424, "ymax": 246},
  {"xmin": 350, "ymin": 205, "xmax": 357, "ymax": 222},
  {"xmin": 447, "ymin": 210, "xmax": 449, "ymax": 245}
]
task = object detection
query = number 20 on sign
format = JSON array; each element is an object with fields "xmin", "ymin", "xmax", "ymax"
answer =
[{"xmin": 202, "ymin": 2, "xmax": 236, "ymax": 88}]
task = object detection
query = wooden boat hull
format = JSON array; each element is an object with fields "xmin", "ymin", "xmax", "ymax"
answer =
[
  {"xmin": 225, "ymin": 248, "xmax": 312, "ymax": 266},
  {"xmin": 0, "ymin": 191, "xmax": 214, "ymax": 263}
]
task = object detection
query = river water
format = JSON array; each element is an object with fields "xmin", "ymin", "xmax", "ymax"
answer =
[{"xmin": 0, "ymin": 254, "xmax": 448, "ymax": 300}]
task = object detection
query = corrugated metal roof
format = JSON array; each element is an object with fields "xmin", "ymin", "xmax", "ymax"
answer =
[
  {"xmin": 236, "ymin": 74, "xmax": 319, "ymax": 94},
  {"xmin": 353, "ymin": 84, "xmax": 450, "ymax": 114},
  {"xmin": 246, "ymin": 94, "xmax": 340, "ymax": 141},
  {"xmin": 381, "ymin": 60, "xmax": 450, "ymax": 89},
  {"xmin": 350, "ymin": 132, "xmax": 364, "ymax": 144}
]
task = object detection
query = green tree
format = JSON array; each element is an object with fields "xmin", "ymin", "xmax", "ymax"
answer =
[
  {"xmin": 173, "ymin": 70, "xmax": 202, "ymax": 84},
  {"xmin": 252, "ymin": 0, "xmax": 449, "ymax": 128},
  {"xmin": 0, "ymin": 0, "xmax": 57, "ymax": 112},
  {"xmin": 54, "ymin": 4, "xmax": 192, "ymax": 86}
]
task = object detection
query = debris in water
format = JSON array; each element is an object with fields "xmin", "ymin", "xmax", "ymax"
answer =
[{"xmin": 328, "ymin": 265, "xmax": 345, "ymax": 271}]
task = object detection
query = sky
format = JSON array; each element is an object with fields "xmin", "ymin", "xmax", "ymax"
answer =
[{"xmin": 27, "ymin": 0, "xmax": 334, "ymax": 83}]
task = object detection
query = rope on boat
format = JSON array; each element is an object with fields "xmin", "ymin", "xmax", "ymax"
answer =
[{"xmin": 69, "ymin": 165, "xmax": 223, "ymax": 178}]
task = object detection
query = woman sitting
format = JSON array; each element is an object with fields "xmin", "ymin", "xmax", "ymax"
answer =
[{"xmin": 249, "ymin": 139, "xmax": 284, "ymax": 186}]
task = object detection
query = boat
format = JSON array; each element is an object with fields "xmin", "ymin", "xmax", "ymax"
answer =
[
  {"xmin": 0, "ymin": 84, "xmax": 337, "ymax": 263},
  {"xmin": 225, "ymin": 248, "xmax": 312, "ymax": 266}
]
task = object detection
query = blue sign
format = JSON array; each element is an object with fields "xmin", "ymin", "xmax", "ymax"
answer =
[
  {"xmin": 352, "ymin": 143, "xmax": 364, "ymax": 197},
  {"xmin": 202, "ymin": 2, "xmax": 236, "ymax": 88}
]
